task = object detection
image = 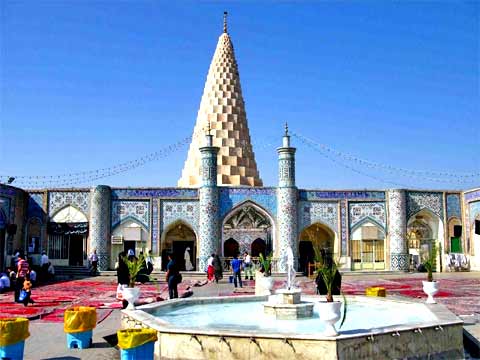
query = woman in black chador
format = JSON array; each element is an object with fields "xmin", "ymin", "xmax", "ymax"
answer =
[{"xmin": 213, "ymin": 254, "xmax": 223, "ymax": 283}]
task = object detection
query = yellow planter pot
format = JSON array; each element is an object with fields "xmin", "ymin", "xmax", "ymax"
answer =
[
  {"xmin": 0, "ymin": 318, "xmax": 30, "ymax": 347},
  {"xmin": 117, "ymin": 329, "xmax": 158, "ymax": 350},
  {"xmin": 64, "ymin": 306, "xmax": 97, "ymax": 333}
]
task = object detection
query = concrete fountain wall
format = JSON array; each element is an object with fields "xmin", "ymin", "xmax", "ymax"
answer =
[{"xmin": 121, "ymin": 295, "xmax": 464, "ymax": 360}]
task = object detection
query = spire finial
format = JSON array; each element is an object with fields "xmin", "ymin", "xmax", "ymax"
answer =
[
  {"xmin": 223, "ymin": 11, "xmax": 228, "ymax": 33},
  {"xmin": 284, "ymin": 122, "xmax": 289, "ymax": 137},
  {"xmin": 205, "ymin": 119, "xmax": 213, "ymax": 146}
]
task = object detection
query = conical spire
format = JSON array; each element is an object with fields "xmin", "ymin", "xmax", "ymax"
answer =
[{"xmin": 178, "ymin": 13, "xmax": 263, "ymax": 187}]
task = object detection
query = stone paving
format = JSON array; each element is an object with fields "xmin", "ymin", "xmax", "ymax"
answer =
[{"xmin": 0, "ymin": 272, "xmax": 478, "ymax": 359}]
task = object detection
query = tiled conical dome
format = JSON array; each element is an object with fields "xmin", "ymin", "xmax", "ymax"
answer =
[{"xmin": 178, "ymin": 13, "xmax": 263, "ymax": 187}]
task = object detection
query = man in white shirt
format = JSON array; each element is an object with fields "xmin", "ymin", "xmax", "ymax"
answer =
[
  {"xmin": 40, "ymin": 250, "xmax": 49, "ymax": 282},
  {"xmin": 0, "ymin": 272, "xmax": 10, "ymax": 293}
]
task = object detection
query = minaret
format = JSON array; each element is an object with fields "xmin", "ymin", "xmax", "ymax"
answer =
[
  {"xmin": 276, "ymin": 123, "xmax": 298, "ymax": 271},
  {"xmin": 178, "ymin": 12, "xmax": 263, "ymax": 187},
  {"xmin": 198, "ymin": 121, "xmax": 220, "ymax": 271}
]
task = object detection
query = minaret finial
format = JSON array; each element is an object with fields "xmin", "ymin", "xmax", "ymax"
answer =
[
  {"xmin": 207, "ymin": 119, "xmax": 212, "ymax": 136},
  {"xmin": 223, "ymin": 11, "xmax": 228, "ymax": 33},
  {"xmin": 284, "ymin": 122, "xmax": 289, "ymax": 137}
]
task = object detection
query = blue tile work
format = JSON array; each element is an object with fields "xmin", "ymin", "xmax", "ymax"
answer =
[
  {"xmin": 349, "ymin": 202, "xmax": 386, "ymax": 231},
  {"xmin": 111, "ymin": 200, "xmax": 150, "ymax": 229},
  {"xmin": 298, "ymin": 201, "xmax": 338, "ymax": 234},
  {"xmin": 340, "ymin": 200, "xmax": 347, "ymax": 256},
  {"xmin": 446, "ymin": 194, "xmax": 461, "ymax": 220},
  {"xmin": 111, "ymin": 188, "xmax": 198, "ymax": 199},
  {"xmin": 469, "ymin": 201, "xmax": 480, "ymax": 224},
  {"xmin": 160, "ymin": 200, "xmax": 200, "ymax": 235},
  {"xmin": 27, "ymin": 193, "xmax": 45, "ymax": 220},
  {"xmin": 465, "ymin": 190, "xmax": 480, "ymax": 202},
  {"xmin": 219, "ymin": 188, "xmax": 277, "ymax": 219},
  {"xmin": 0, "ymin": 197, "xmax": 11, "ymax": 228},
  {"xmin": 48, "ymin": 191, "xmax": 90, "ymax": 217},
  {"xmin": 299, "ymin": 190, "xmax": 385, "ymax": 201},
  {"xmin": 406, "ymin": 191, "xmax": 443, "ymax": 219},
  {"xmin": 151, "ymin": 199, "xmax": 159, "ymax": 254}
]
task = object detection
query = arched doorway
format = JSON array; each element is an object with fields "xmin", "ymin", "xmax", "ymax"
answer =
[
  {"xmin": 350, "ymin": 221, "xmax": 385, "ymax": 270},
  {"xmin": 111, "ymin": 219, "xmax": 149, "ymax": 270},
  {"xmin": 161, "ymin": 222, "xmax": 196, "ymax": 271},
  {"xmin": 223, "ymin": 238, "xmax": 239, "ymax": 257},
  {"xmin": 447, "ymin": 217, "xmax": 462, "ymax": 253},
  {"xmin": 298, "ymin": 223, "xmax": 335, "ymax": 273},
  {"xmin": 48, "ymin": 206, "xmax": 88, "ymax": 266},
  {"xmin": 251, "ymin": 238, "xmax": 266, "ymax": 257},
  {"xmin": 407, "ymin": 209, "xmax": 443, "ymax": 270},
  {"xmin": 222, "ymin": 202, "xmax": 273, "ymax": 258}
]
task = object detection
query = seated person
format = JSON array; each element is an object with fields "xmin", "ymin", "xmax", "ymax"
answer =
[{"xmin": 0, "ymin": 272, "xmax": 10, "ymax": 293}]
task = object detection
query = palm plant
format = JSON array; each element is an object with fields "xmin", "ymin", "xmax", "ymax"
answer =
[
  {"xmin": 123, "ymin": 253, "xmax": 147, "ymax": 287},
  {"xmin": 258, "ymin": 252, "xmax": 273, "ymax": 276},
  {"xmin": 422, "ymin": 242, "xmax": 438, "ymax": 282}
]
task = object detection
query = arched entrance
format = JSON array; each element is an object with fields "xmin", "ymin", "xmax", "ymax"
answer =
[
  {"xmin": 298, "ymin": 223, "xmax": 335, "ymax": 274},
  {"xmin": 48, "ymin": 206, "xmax": 88, "ymax": 266},
  {"xmin": 222, "ymin": 202, "xmax": 273, "ymax": 259},
  {"xmin": 447, "ymin": 217, "xmax": 462, "ymax": 253},
  {"xmin": 111, "ymin": 219, "xmax": 149, "ymax": 270},
  {"xmin": 350, "ymin": 221, "xmax": 385, "ymax": 270},
  {"xmin": 251, "ymin": 238, "xmax": 266, "ymax": 257},
  {"xmin": 223, "ymin": 238, "xmax": 239, "ymax": 257},
  {"xmin": 407, "ymin": 209, "xmax": 443, "ymax": 270},
  {"xmin": 161, "ymin": 222, "xmax": 196, "ymax": 271}
]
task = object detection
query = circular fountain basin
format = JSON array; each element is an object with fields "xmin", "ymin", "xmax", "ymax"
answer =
[{"xmin": 121, "ymin": 295, "xmax": 464, "ymax": 360}]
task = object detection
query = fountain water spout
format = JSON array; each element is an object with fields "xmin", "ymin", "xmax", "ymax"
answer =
[{"xmin": 286, "ymin": 246, "xmax": 296, "ymax": 290}]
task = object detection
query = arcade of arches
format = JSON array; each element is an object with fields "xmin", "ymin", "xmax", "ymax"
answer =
[
  {"xmin": 222, "ymin": 205, "xmax": 272, "ymax": 258},
  {"xmin": 161, "ymin": 223, "xmax": 196, "ymax": 271},
  {"xmin": 298, "ymin": 223, "xmax": 335, "ymax": 273}
]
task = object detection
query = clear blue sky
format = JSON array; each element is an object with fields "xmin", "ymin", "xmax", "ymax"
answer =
[{"xmin": 1, "ymin": 1, "xmax": 478, "ymax": 190}]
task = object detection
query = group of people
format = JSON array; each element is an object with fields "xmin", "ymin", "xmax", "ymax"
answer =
[{"xmin": 205, "ymin": 251, "xmax": 254, "ymax": 288}]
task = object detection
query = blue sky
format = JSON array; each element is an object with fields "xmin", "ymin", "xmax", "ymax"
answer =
[{"xmin": 1, "ymin": 1, "xmax": 478, "ymax": 190}]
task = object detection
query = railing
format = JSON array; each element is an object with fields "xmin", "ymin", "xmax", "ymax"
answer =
[{"xmin": 220, "ymin": 257, "xmax": 279, "ymax": 273}]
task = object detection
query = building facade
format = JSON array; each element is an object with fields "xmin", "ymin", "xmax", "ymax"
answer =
[{"xmin": 2, "ymin": 15, "xmax": 478, "ymax": 272}]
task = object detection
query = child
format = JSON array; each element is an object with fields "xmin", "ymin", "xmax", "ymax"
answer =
[{"xmin": 19, "ymin": 279, "xmax": 35, "ymax": 307}]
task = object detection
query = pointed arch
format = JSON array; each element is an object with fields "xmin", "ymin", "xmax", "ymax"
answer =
[
  {"xmin": 160, "ymin": 219, "xmax": 198, "ymax": 271},
  {"xmin": 51, "ymin": 205, "xmax": 88, "ymax": 223},
  {"xmin": 351, "ymin": 216, "xmax": 385, "ymax": 236},
  {"xmin": 221, "ymin": 200, "xmax": 275, "ymax": 257}
]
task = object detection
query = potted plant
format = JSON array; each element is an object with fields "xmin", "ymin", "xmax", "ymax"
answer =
[
  {"xmin": 255, "ymin": 252, "xmax": 274, "ymax": 296},
  {"xmin": 422, "ymin": 242, "xmax": 439, "ymax": 304},
  {"xmin": 122, "ymin": 253, "xmax": 147, "ymax": 310},
  {"xmin": 315, "ymin": 250, "xmax": 347, "ymax": 337}
]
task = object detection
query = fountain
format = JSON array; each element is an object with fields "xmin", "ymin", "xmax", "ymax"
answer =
[
  {"xmin": 263, "ymin": 247, "xmax": 314, "ymax": 319},
  {"xmin": 120, "ymin": 249, "xmax": 464, "ymax": 359}
]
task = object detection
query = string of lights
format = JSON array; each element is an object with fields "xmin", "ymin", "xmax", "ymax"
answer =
[
  {"xmin": 0, "ymin": 135, "xmax": 278, "ymax": 189},
  {"xmin": 292, "ymin": 132, "xmax": 479, "ymax": 184}
]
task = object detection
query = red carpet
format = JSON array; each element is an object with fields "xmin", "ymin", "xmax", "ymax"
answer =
[{"xmin": 0, "ymin": 278, "xmax": 194, "ymax": 321}]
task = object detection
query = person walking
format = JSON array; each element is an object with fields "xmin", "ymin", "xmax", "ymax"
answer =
[
  {"xmin": 40, "ymin": 250, "xmax": 49, "ymax": 282},
  {"xmin": 207, "ymin": 254, "xmax": 215, "ymax": 282},
  {"xmin": 243, "ymin": 251, "xmax": 253, "ymax": 280},
  {"xmin": 230, "ymin": 254, "xmax": 242, "ymax": 288},
  {"xmin": 166, "ymin": 253, "xmax": 179, "ymax": 299},
  {"xmin": 89, "ymin": 249, "xmax": 98, "ymax": 275},
  {"xmin": 15, "ymin": 253, "xmax": 29, "ymax": 303},
  {"xmin": 213, "ymin": 254, "xmax": 223, "ymax": 284},
  {"xmin": 146, "ymin": 250, "xmax": 154, "ymax": 275}
]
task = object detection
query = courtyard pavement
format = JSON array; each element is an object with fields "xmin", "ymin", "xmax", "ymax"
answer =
[{"xmin": 0, "ymin": 271, "xmax": 478, "ymax": 359}]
